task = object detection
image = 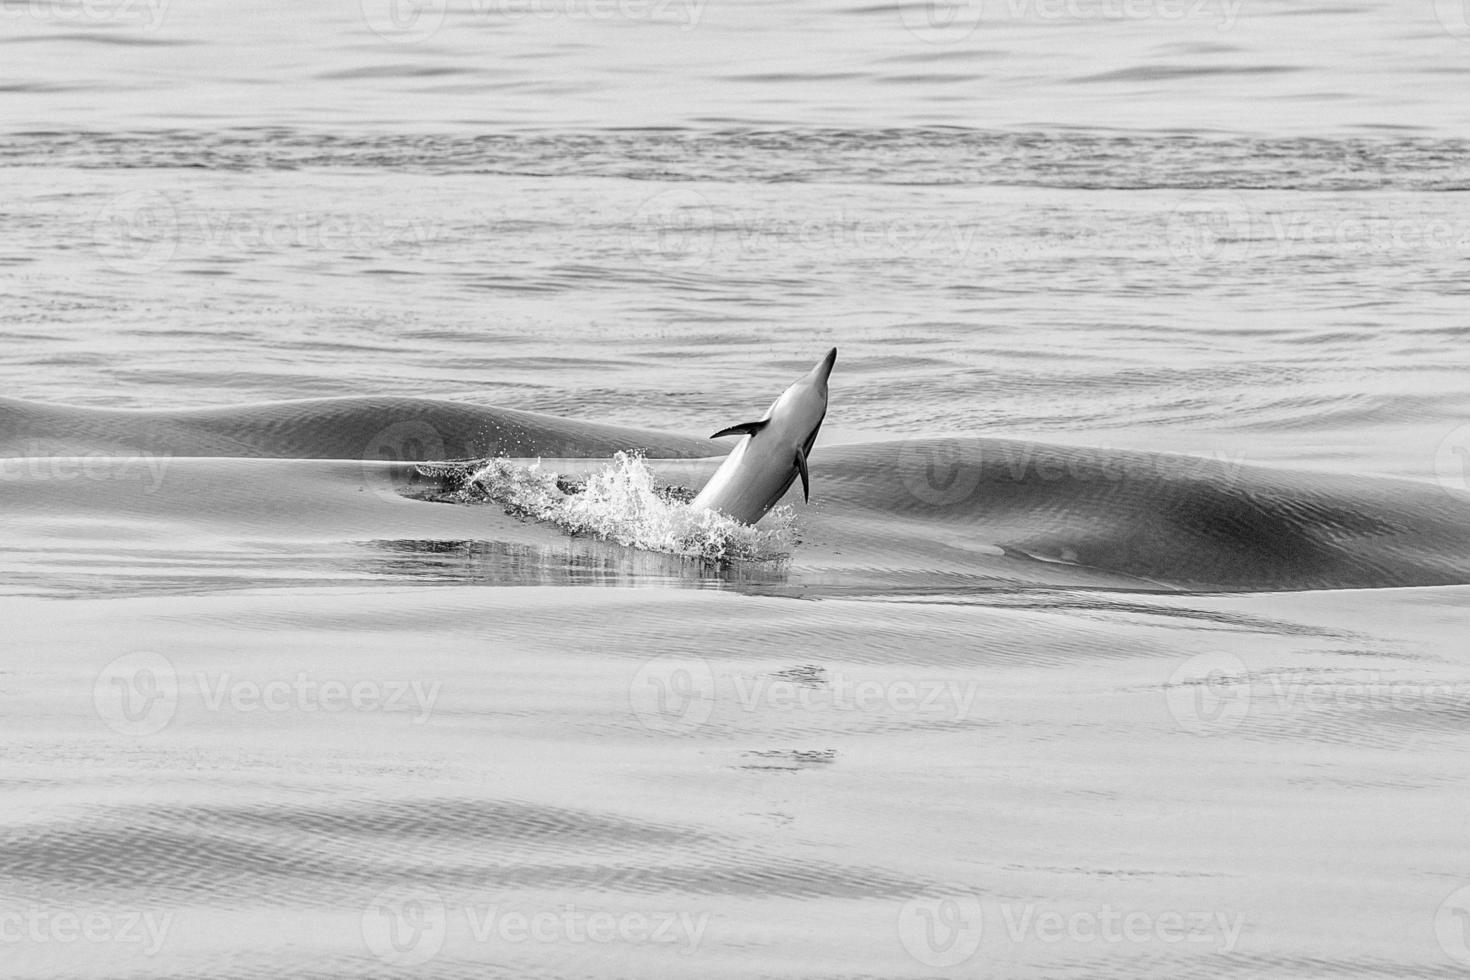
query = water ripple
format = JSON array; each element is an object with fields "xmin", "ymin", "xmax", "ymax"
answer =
[{"xmin": 4, "ymin": 129, "xmax": 1468, "ymax": 191}]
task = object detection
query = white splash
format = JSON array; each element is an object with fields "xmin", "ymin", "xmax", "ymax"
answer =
[{"xmin": 460, "ymin": 452, "xmax": 794, "ymax": 563}]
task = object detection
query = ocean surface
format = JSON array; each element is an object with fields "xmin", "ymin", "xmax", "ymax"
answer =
[{"xmin": 5, "ymin": 0, "xmax": 1470, "ymax": 977}]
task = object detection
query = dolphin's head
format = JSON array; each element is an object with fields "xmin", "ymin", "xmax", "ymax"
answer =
[
  {"xmin": 776, "ymin": 348, "xmax": 834, "ymax": 411},
  {"xmin": 770, "ymin": 347, "xmax": 836, "ymax": 447},
  {"xmin": 810, "ymin": 346, "xmax": 837, "ymax": 388}
]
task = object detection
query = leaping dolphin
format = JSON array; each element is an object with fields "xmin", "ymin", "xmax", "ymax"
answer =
[{"xmin": 691, "ymin": 348, "xmax": 836, "ymax": 525}]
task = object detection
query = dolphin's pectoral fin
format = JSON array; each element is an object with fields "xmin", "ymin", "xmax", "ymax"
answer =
[
  {"xmin": 795, "ymin": 446, "xmax": 810, "ymax": 502},
  {"xmin": 710, "ymin": 419, "xmax": 768, "ymax": 440}
]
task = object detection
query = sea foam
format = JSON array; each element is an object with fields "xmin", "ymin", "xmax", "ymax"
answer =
[{"xmin": 440, "ymin": 452, "xmax": 793, "ymax": 563}]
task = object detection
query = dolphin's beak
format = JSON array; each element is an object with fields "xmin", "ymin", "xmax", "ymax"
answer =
[{"xmin": 812, "ymin": 347, "xmax": 837, "ymax": 385}]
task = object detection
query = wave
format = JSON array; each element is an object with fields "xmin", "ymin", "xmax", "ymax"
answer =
[
  {"xmin": 789, "ymin": 439, "xmax": 1470, "ymax": 592},
  {"xmin": 5, "ymin": 396, "xmax": 1470, "ymax": 594},
  {"xmin": 7, "ymin": 128, "xmax": 1469, "ymax": 191},
  {"xmin": 0, "ymin": 395, "xmax": 714, "ymax": 461}
]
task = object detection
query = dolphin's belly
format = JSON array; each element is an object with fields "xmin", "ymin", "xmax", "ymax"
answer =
[{"xmin": 691, "ymin": 439, "xmax": 799, "ymax": 525}]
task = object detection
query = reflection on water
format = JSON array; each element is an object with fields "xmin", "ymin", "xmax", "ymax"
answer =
[
  {"xmin": 0, "ymin": 537, "xmax": 795, "ymax": 599},
  {"xmin": 363, "ymin": 537, "xmax": 793, "ymax": 591}
]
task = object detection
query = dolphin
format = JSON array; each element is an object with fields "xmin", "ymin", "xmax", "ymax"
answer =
[{"xmin": 691, "ymin": 348, "xmax": 836, "ymax": 525}]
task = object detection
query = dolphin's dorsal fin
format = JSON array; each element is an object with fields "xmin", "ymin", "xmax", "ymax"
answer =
[
  {"xmin": 709, "ymin": 419, "xmax": 768, "ymax": 440},
  {"xmin": 794, "ymin": 446, "xmax": 810, "ymax": 501}
]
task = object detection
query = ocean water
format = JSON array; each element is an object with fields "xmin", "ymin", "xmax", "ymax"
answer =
[{"xmin": 5, "ymin": 0, "xmax": 1470, "ymax": 976}]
